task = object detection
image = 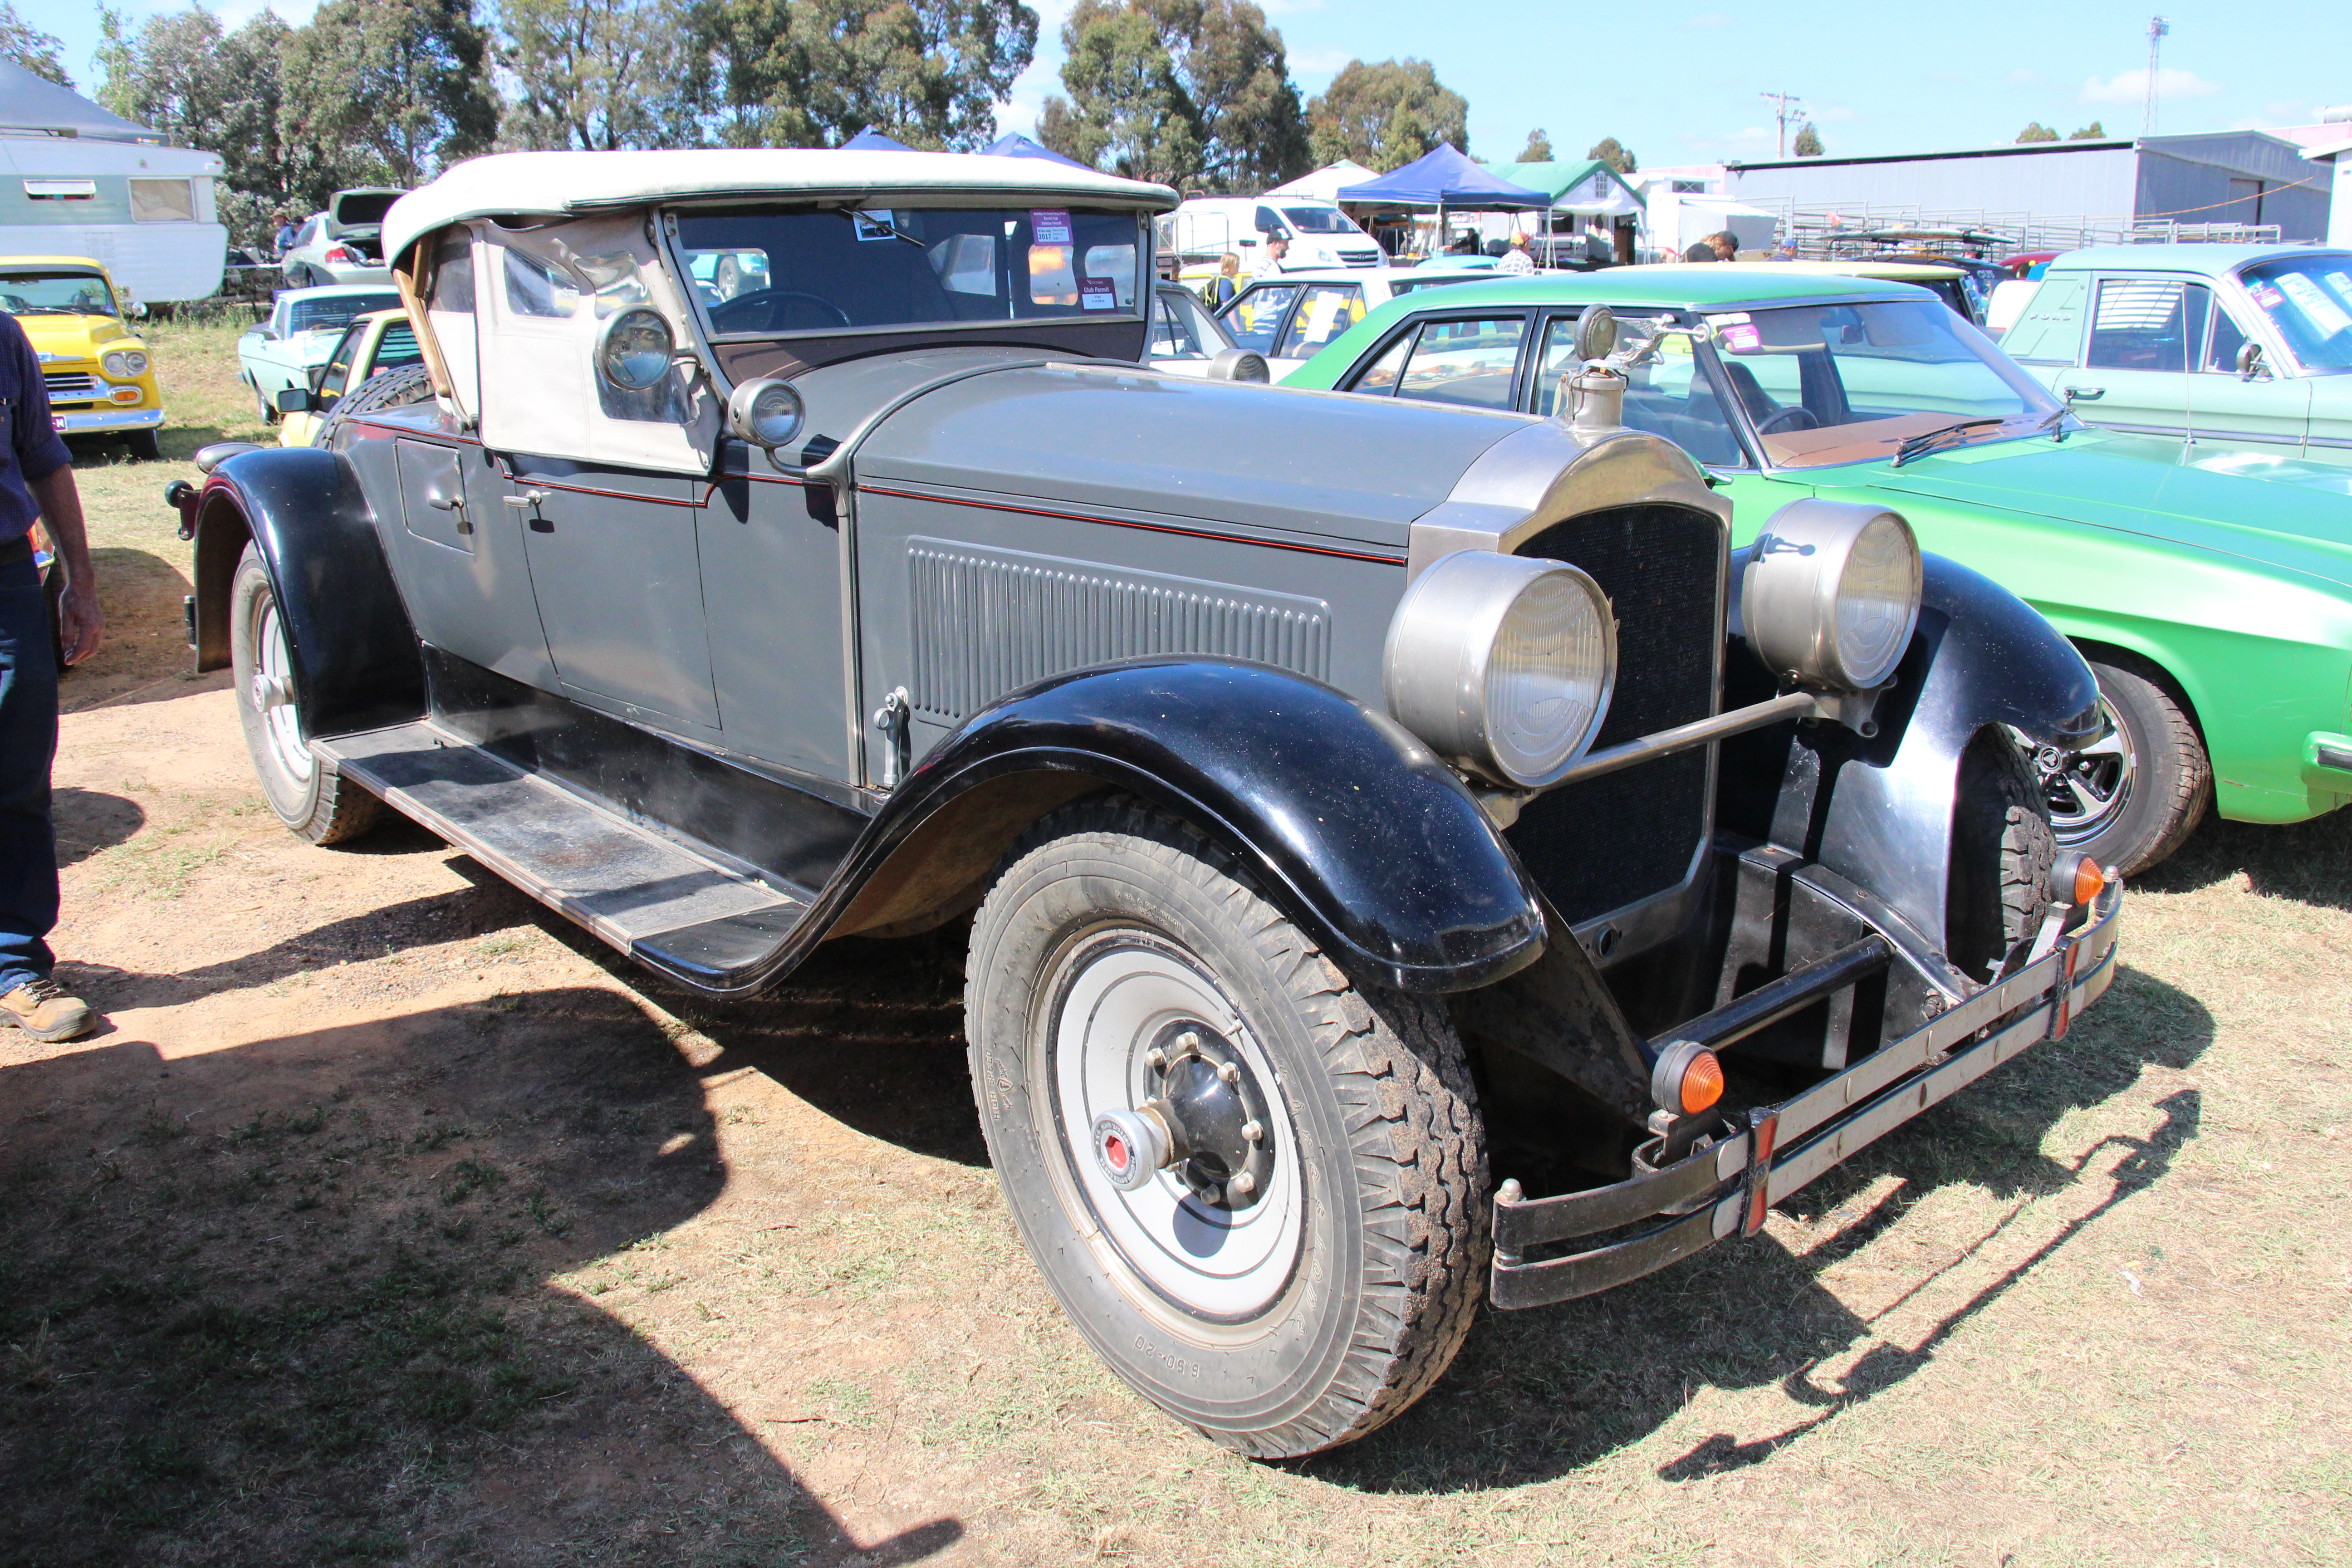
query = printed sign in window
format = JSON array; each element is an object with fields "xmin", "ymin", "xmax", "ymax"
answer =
[
  {"xmin": 1080, "ymin": 278, "xmax": 1117, "ymax": 311},
  {"xmin": 853, "ymin": 211, "xmax": 899, "ymax": 243},
  {"xmin": 1030, "ymin": 209, "xmax": 1073, "ymax": 245}
]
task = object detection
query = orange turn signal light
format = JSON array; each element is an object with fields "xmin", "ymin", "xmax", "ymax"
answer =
[
  {"xmin": 1677, "ymin": 1050, "xmax": 1725, "ymax": 1115},
  {"xmin": 2073, "ymin": 857, "xmax": 2107, "ymax": 906}
]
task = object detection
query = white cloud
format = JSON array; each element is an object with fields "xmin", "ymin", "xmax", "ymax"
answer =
[
  {"xmin": 1259, "ymin": 0, "xmax": 1328, "ymax": 13},
  {"xmin": 1288, "ymin": 48, "xmax": 1355, "ymax": 78},
  {"xmin": 1686, "ymin": 11, "xmax": 1733, "ymax": 26},
  {"xmin": 2008, "ymin": 68, "xmax": 2041, "ymax": 86},
  {"xmin": 2081, "ymin": 66, "xmax": 2220, "ymax": 106}
]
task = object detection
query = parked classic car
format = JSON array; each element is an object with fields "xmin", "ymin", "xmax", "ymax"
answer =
[
  {"xmin": 0, "ymin": 254, "xmax": 164, "ymax": 459},
  {"xmin": 1714, "ymin": 260, "xmax": 1986, "ymax": 325},
  {"xmin": 279, "ymin": 188, "xmax": 405, "ymax": 288},
  {"xmin": 236, "ymin": 285, "xmax": 403, "ymax": 422},
  {"xmin": 1283, "ymin": 270, "xmax": 2352, "ymax": 874},
  {"xmin": 272, "ymin": 308, "xmax": 422, "ymax": 446},
  {"xmin": 1215, "ymin": 266, "xmax": 1481, "ymax": 374},
  {"xmin": 169, "ymin": 149, "xmax": 2122, "ymax": 1460},
  {"xmin": 2001, "ymin": 244, "xmax": 2352, "ymax": 461}
]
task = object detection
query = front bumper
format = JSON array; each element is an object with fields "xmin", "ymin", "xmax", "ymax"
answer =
[
  {"xmin": 1490, "ymin": 881, "xmax": 2123, "ymax": 1308},
  {"xmin": 53, "ymin": 406, "xmax": 163, "ymax": 435}
]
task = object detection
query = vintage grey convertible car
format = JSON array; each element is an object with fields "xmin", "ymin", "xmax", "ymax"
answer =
[{"xmin": 167, "ymin": 149, "xmax": 2124, "ymax": 1460}]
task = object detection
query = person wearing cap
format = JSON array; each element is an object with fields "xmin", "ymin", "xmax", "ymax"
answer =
[
  {"xmin": 0, "ymin": 307, "xmax": 101, "ymax": 1045},
  {"xmin": 1498, "ymin": 231, "xmax": 1536, "ymax": 275}
]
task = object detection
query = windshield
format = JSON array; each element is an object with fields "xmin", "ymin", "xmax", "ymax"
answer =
[
  {"xmin": 332, "ymin": 192, "xmax": 400, "ymax": 229},
  {"xmin": 675, "ymin": 206, "xmax": 1144, "ymax": 337},
  {"xmin": 289, "ymin": 293, "xmax": 399, "ymax": 334},
  {"xmin": 2239, "ymin": 254, "xmax": 2352, "ymax": 374},
  {"xmin": 1282, "ymin": 206, "xmax": 1362, "ymax": 235},
  {"xmin": 0, "ymin": 271, "xmax": 117, "ymax": 317},
  {"xmin": 1700, "ymin": 299, "xmax": 2061, "ymax": 468}
]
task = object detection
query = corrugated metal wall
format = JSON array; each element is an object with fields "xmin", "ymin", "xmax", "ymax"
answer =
[{"xmin": 1727, "ymin": 144, "xmax": 2141, "ymax": 217}]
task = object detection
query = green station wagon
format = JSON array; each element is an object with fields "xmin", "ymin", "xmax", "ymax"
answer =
[
  {"xmin": 2001, "ymin": 244, "xmax": 2352, "ymax": 461},
  {"xmin": 1285, "ymin": 270, "xmax": 2352, "ymax": 873}
]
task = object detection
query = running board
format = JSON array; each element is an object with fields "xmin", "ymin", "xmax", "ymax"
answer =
[{"xmin": 313, "ymin": 721, "xmax": 811, "ymax": 986}]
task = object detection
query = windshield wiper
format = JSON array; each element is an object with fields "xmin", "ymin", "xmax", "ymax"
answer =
[
  {"xmin": 833, "ymin": 209, "xmax": 924, "ymax": 248},
  {"xmin": 1890, "ymin": 416, "xmax": 2005, "ymax": 468}
]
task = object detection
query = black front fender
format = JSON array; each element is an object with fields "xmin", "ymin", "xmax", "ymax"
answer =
[
  {"xmin": 686, "ymin": 659, "xmax": 1549, "ymax": 999},
  {"xmin": 1790, "ymin": 553, "xmax": 2098, "ymax": 951},
  {"xmin": 193, "ymin": 446, "xmax": 423, "ymax": 739}
]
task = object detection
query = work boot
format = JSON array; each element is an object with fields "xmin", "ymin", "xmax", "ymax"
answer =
[{"xmin": 1, "ymin": 978, "xmax": 95, "ymax": 1044}]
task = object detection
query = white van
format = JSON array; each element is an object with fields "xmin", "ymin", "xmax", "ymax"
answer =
[{"xmin": 1163, "ymin": 197, "xmax": 1383, "ymax": 271}]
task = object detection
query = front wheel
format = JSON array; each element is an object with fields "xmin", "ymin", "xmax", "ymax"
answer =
[
  {"xmin": 2026, "ymin": 654, "xmax": 2210, "ymax": 877},
  {"xmin": 965, "ymin": 799, "xmax": 1488, "ymax": 1458},
  {"xmin": 125, "ymin": 429, "xmax": 161, "ymax": 462},
  {"xmin": 229, "ymin": 545, "xmax": 382, "ymax": 845}
]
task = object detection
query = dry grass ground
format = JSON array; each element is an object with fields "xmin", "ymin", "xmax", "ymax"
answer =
[{"xmin": 1, "ymin": 331, "xmax": 2347, "ymax": 1566}]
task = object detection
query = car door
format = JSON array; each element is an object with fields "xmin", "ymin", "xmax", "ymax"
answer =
[
  {"xmin": 2185, "ymin": 294, "xmax": 2313, "ymax": 451},
  {"xmin": 1339, "ymin": 311, "xmax": 1536, "ymax": 413},
  {"xmin": 1219, "ymin": 281, "xmax": 1303, "ymax": 358},
  {"xmin": 2046, "ymin": 275, "xmax": 2205, "ymax": 438}
]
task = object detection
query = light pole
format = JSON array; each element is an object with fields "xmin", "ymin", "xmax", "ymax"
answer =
[
  {"xmin": 2143, "ymin": 16, "xmax": 2169, "ymax": 137},
  {"xmin": 1760, "ymin": 91, "xmax": 1803, "ymax": 159}
]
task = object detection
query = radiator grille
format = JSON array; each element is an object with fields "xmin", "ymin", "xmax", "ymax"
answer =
[
  {"xmin": 43, "ymin": 372, "xmax": 101, "ymax": 402},
  {"xmin": 1506, "ymin": 505, "xmax": 1724, "ymax": 926},
  {"xmin": 906, "ymin": 538, "xmax": 1331, "ymax": 722}
]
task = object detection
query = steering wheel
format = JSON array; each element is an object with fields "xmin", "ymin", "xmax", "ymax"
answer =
[
  {"xmin": 708, "ymin": 288, "xmax": 853, "ymax": 334},
  {"xmin": 1754, "ymin": 406, "xmax": 1821, "ymax": 435}
]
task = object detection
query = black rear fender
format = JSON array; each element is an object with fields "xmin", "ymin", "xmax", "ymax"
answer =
[
  {"xmin": 188, "ymin": 446, "xmax": 423, "ymax": 739},
  {"xmin": 817, "ymin": 658, "xmax": 1548, "ymax": 996}
]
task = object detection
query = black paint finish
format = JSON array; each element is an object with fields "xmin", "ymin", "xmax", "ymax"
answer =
[{"xmin": 196, "ymin": 446, "xmax": 425, "ymax": 738}]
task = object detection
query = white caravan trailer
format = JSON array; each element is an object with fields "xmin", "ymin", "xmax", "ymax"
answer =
[{"xmin": 0, "ymin": 63, "xmax": 227, "ymax": 304}]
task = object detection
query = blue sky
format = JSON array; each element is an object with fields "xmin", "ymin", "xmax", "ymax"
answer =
[{"xmin": 43, "ymin": 1, "xmax": 2352, "ymax": 166}]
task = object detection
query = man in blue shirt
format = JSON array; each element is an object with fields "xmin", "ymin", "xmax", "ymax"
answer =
[{"xmin": 0, "ymin": 309, "xmax": 102, "ymax": 1044}]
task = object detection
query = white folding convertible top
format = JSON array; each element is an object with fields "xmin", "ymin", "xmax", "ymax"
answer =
[{"xmin": 382, "ymin": 149, "xmax": 1179, "ymax": 265}]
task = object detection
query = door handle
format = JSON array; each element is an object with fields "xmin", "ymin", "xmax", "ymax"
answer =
[
  {"xmin": 422, "ymin": 475, "xmax": 470, "ymax": 532},
  {"xmin": 2065, "ymin": 386, "xmax": 2105, "ymax": 402},
  {"xmin": 502, "ymin": 490, "xmax": 547, "ymax": 509}
]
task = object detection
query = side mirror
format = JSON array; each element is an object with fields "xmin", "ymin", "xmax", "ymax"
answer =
[
  {"xmin": 2236, "ymin": 340, "xmax": 2268, "ymax": 382},
  {"xmin": 1207, "ymin": 348, "xmax": 1270, "ymax": 383},
  {"xmin": 597, "ymin": 307, "xmax": 679, "ymax": 391},
  {"xmin": 275, "ymin": 386, "xmax": 317, "ymax": 414}
]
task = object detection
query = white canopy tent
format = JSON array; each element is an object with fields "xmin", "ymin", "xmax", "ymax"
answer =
[{"xmin": 1265, "ymin": 161, "xmax": 1379, "ymax": 203}]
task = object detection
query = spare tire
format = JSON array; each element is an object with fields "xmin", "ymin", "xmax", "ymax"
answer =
[{"xmin": 319, "ymin": 361, "xmax": 436, "ymax": 448}]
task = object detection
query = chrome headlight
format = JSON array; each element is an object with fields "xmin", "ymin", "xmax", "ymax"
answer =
[
  {"xmin": 725, "ymin": 377, "xmax": 804, "ymax": 450},
  {"xmin": 103, "ymin": 350, "xmax": 149, "ymax": 378},
  {"xmin": 1740, "ymin": 499, "xmax": 1921, "ymax": 691},
  {"xmin": 1384, "ymin": 551, "xmax": 1616, "ymax": 788}
]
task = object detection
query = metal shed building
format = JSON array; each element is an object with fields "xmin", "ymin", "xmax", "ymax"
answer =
[{"xmin": 1725, "ymin": 132, "xmax": 2331, "ymax": 245}]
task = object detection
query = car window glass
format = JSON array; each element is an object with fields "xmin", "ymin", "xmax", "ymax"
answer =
[
  {"xmin": 1705, "ymin": 299, "xmax": 2060, "ymax": 468},
  {"xmin": 2086, "ymin": 279, "xmax": 2207, "ymax": 373},
  {"xmin": 1151, "ymin": 292, "xmax": 1207, "ymax": 358},
  {"xmin": 1275, "ymin": 284, "xmax": 1366, "ymax": 358},
  {"xmin": 428, "ymin": 234, "xmax": 475, "ymax": 314},
  {"xmin": 1223, "ymin": 284, "xmax": 1300, "ymax": 353},
  {"xmin": 1534, "ymin": 314, "xmax": 1749, "ymax": 468},
  {"xmin": 376, "ymin": 321, "xmax": 421, "ymax": 368},
  {"xmin": 2238, "ymin": 255, "xmax": 2352, "ymax": 372},
  {"xmin": 676, "ymin": 207, "xmax": 1141, "ymax": 334},
  {"xmin": 1254, "ymin": 204, "xmax": 1284, "ymax": 236},
  {"xmin": 2206, "ymin": 307, "xmax": 2249, "ymax": 373},
  {"xmin": 287, "ymin": 292, "xmax": 400, "ymax": 333},
  {"xmin": 318, "ymin": 328, "xmax": 362, "ymax": 398},
  {"xmin": 1346, "ymin": 328, "xmax": 1415, "ymax": 394},
  {"xmin": 1281, "ymin": 206, "xmax": 1361, "ymax": 235},
  {"xmin": 504, "ymin": 247, "xmax": 583, "ymax": 318},
  {"xmin": 1394, "ymin": 317, "xmax": 1526, "ymax": 410}
]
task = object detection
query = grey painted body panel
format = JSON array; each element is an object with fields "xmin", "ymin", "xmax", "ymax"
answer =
[{"xmin": 853, "ymin": 364, "xmax": 1526, "ymax": 554}]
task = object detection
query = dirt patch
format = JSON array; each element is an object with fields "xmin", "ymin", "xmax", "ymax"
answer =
[{"xmin": 5, "ymin": 343, "xmax": 2349, "ymax": 1565}]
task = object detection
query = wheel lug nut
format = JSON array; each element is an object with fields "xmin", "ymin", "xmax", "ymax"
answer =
[
  {"xmin": 1217, "ymin": 1062, "xmax": 1240, "ymax": 1085},
  {"xmin": 1178, "ymin": 1031, "xmax": 1200, "ymax": 1052},
  {"xmin": 1145, "ymin": 1047, "xmax": 1167, "ymax": 1071},
  {"xmin": 1229, "ymin": 1171, "xmax": 1256, "ymax": 1196},
  {"xmin": 1242, "ymin": 1120, "xmax": 1263, "ymax": 1143}
]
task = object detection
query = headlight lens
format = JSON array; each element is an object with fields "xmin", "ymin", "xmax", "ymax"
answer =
[
  {"xmin": 725, "ymin": 377, "xmax": 804, "ymax": 450},
  {"xmin": 1740, "ymin": 500, "xmax": 1922, "ymax": 691},
  {"xmin": 1384, "ymin": 551, "xmax": 1616, "ymax": 788},
  {"xmin": 103, "ymin": 350, "xmax": 149, "ymax": 378}
]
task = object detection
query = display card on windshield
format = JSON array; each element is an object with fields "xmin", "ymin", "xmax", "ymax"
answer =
[{"xmin": 1031, "ymin": 210, "xmax": 1073, "ymax": 245}]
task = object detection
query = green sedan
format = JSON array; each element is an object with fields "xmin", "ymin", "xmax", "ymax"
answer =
[{"xmin": 1282, "ymin": 269, "xmax": 2352, "ymax": 873}]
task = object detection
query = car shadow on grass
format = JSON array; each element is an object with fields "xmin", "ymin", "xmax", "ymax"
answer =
[
  {"xmin": 1301, "ymin": 964, "xmax": 2213, "ymax": 1495},
  {"xmin": 2133, "ymin": 804, "xmax": 2352, "ymax": 912},
  {"xmin": 0, "ymin": 989, "xmax": 962, "ymax": 1568}
]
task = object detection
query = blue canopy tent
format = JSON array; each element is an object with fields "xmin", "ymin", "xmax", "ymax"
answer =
[
  {"xmin": 1336, "ymin": 145, "xmax": 1553, "ymax": 258},
  {"xmin": 842, "ymin": 127, "xmax": 915, "ymax": 151},
  {"xmin": 983, "ymin": 133, "xmax": 1095, "ymax": 172}
]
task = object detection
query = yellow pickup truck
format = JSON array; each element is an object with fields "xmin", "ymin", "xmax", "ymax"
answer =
[{"xmin": 0, "ymin": 255, "xmax": 165, "ymax": 460}]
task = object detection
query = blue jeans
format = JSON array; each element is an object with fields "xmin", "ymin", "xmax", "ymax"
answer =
[{"xmin": 0, "ymin": 548, "xmax": 58, "ymax": 995}]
